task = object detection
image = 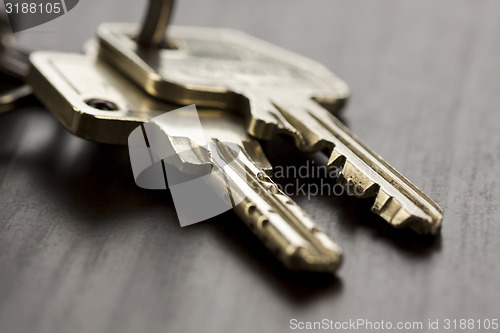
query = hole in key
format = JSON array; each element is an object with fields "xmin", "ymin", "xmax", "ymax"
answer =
[
  {"xmin": 85, "ymin": 98, "xmax": 119, "ymax": 111},
  {"xmin": 258, "ymin": 219, "xmax": 269, "ymax": 229},
  {"xmin": 246, "ymin": 204, "xmax": 257, "ymax": 215}
]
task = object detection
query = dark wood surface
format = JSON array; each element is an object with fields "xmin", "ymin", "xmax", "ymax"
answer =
[{"xmin": 1, "ymin": 1, "xmax": 500, "ymax": 332}]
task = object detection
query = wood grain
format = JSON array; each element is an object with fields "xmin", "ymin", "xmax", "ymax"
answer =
[{"xmin": 1, "ymin": 1, "xmax": 500, "ymax": 332}]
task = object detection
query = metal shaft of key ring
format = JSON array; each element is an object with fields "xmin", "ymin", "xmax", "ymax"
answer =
[
  {"xmin": 137, "ymin": 0, "xmax": 175, "ymax": 47},
  {"xmin": 0, "ymin": 11, "xmax": 33, "ymax": 113},
  {"xmin": 0, "ymin": 9, "xmax": 30, "ymax": 79}
]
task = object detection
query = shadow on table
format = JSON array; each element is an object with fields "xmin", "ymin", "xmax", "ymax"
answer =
[
  {"xmin": 0, "ymin": 107, "xmax": 178, "ymax": 228},
  {"xmin": 333, "ymin": 194, "xmax": 442, "ymax": 256},
  {"xmin": 209, "ymin": 212, "xmax": 344, "ymax": 304}
]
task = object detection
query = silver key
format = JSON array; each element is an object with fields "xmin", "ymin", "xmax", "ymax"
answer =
[
  {"xmin": 97, "ymin": 24, "xmax": 443, "ymax": 235},
  {"xmin": 28, "ymin": 51, "xmax": 343, "ymax": 272}
]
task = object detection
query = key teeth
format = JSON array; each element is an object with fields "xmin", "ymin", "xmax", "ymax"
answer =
[
  {"xmin": 332, "ymin": 157, "xmax": 380, "ymax": 199},
  {"xmin": 271, "ymin": 103, "xmax": 336, "ymax": 153},
  {"xmin": 246, "ymin": 99, "xmax": 298, "ymax": 141},
  {"xmin": 329, "ymin": 150, "xmax": 441, "ymax": 235},
  {"xmin": 327, "ymin": 149, "xmax": 346, "ymax": 168},
  {"xmin": 247, "ymin": 115, "xmax": 279, "ymax": 140},
  {"xmin": 372, "ymin": 190, "xmax": 441, "ymax": 235}
]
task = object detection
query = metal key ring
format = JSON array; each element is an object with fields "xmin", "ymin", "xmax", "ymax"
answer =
[{"xmin": 138, "ymin": 0, "xmax": 176, "ymax": 48}]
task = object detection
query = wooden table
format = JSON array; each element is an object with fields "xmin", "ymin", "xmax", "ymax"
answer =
[{"xmin": 1, "ymin": 1, "xmax": 499, "ymax": 332}]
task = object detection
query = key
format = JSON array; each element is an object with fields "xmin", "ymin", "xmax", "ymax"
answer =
[
  {"xmin": 0, "ymin": 12, "xmax": 33, "ymax": 113},
  {"xmin": 28, "ymin": 50, "xmax": 343, "ymax": 272},
  {"xmin": 97, "ymin": 24, "xmax": 443, "ymax": 235}
]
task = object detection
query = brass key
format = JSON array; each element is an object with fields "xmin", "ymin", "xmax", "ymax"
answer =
[{"xmin": 28, "ymin": 51, "xmax": 343, "ymax": 272}]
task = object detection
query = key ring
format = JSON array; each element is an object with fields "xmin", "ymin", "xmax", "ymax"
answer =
[
  {"xmin": 0, "ymin": 12, "xmax": 32, "ymax": 113},
  {"xmin": 137, "ymin": 0, "xmax": 176, "ymax": 48}
]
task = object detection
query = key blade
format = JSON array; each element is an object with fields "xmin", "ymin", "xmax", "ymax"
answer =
[
  {"xmin": 314, "ymin": 111, "xmax": 442, "ymax": 235},
  {"xmin": 149, "ymin": 110, "xmax": 343, "ymax": 272},
  {"xmin": 270, "ymin": 96, "xmax": 442, "ymax": 235},
  {"xmin": 210, "ymin": 139, "xmax": 343, "ymax": 272}
]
